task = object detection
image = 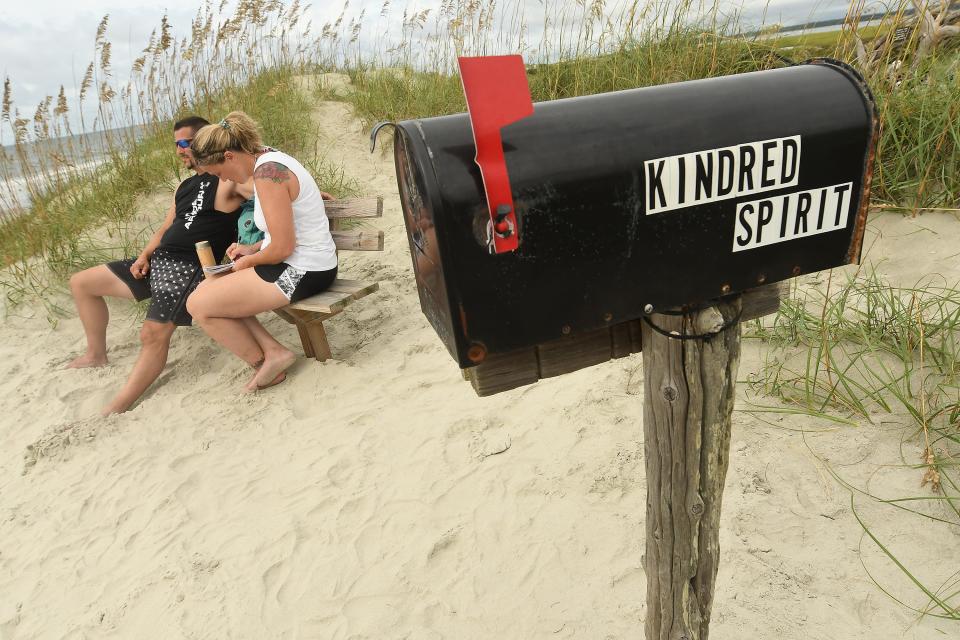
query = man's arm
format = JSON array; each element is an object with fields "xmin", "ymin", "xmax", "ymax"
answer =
[
  {"xmin": 215, "ymin": 177, "xmax": 255, "ymax": 212},
  {"xmin": 234, "ymin": 177, "xmax": 255, "ymax": 200},
  {"xmin": 130, "ymin": 201, "xmax": 176, "ymax": 279}
]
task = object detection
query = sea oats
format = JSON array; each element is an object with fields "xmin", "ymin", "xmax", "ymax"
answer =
[
  {"xmin": 54, "ymin": 86, "xmax": 69, "ymax": 117},
  {"xmin": 2, "ymin": 77, "xmax": 11, "ymax": 124},
  {"xmin": 79, "ymin": 63, "xmax": 95, "ymax": 102},
  {"xmin": 95, "ymin": 14, "xmax": 109, "ymax": 47}
]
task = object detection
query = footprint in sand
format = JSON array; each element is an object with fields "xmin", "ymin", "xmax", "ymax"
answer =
[
  {"xmin": 426, "ymin": 526, "xmax": 462, "ymax": 562},
  {"xmin": 326, "ymin": 457, "xmax": 357, "ymax": 488},
  {"xmin": 168, "ymin": 452, "xmax": 204, "ymax": 473},
  {"xmin": 259, "ymin": 529, "xmax": 300, "ymax": 623},
  {"xmin": 444, "ymin": 418, "xmax": 512, "ymax": 464},
  {"xmin": 56, "ymin": 385, "xmax": 112, "ymax": 416},
  {"xmin": 305, "ymin": 496, "xmax": 337, "ymax": 523},
  {"xmin": 173, "ymin": 471, "xmax": 218, "ymax": 522}
]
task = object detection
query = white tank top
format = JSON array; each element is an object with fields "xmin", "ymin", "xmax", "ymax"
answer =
[{"xmin": 253, "ymin": 150, "xmax": 337, "ymax": 271}]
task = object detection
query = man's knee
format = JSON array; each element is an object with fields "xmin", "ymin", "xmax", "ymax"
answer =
[
  {"xmin": 140, "ymin": 322, "xmax": 174, "ymax": 348},
  {"xmin": 69, "ymin": 268, "xmax": 94, "ymax": 295},
  {"xmin": 70, "ymin": 265, "xmax": 123, "ymax": 299}
]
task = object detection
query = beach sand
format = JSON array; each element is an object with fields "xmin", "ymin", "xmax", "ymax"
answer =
[{"xmin": 0, "ymin": 77, "xmax": 957, "ymax": 639}]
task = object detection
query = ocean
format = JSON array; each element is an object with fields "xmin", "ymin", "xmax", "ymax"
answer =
[{"xmin": 0, "ymin": 124, "xmax": 147, "ymax": 218}]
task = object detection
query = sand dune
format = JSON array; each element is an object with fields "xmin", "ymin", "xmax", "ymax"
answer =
[{"xmin": 0, "ymin": 78, "xmax": 956, "ymax": 639}]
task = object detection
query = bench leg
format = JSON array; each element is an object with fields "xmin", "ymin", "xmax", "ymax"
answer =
[
  {"xmin": 303, "ymin": 318, "xmax": 333, "ymax": 361},
  {"xmin": 295, "ymin": 323, "xmax": 316, "ymax": 359},
  {"xmin": 282, "ymin": 309, "xmax": 333, "ymax": 361}
]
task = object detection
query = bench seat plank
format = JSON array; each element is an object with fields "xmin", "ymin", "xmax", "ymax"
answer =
[
  {"xmin": 286, "ymin": 280, "xmax": 379, "ymax": 314},
  {"xmin": 323, "ymin": 279, "xmax": 380, "ymax": 296}
]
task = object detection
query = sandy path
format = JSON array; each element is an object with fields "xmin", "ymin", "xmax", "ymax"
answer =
[{"xmin": 0, "ymin": 78, "xmax": 956, "ymax": 639}]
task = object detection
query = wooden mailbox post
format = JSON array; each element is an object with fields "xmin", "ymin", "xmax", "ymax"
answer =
[
  {"xmin": 641, "ymin": 300, "xmax": 740, "ymax": 640},
  {"xmin": 381, "ymin": 56, "xmax": 877, "ymax": 637}
]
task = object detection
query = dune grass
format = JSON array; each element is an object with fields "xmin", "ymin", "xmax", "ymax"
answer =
[
  {"xmin": 317, "ymin": 1, "xmax": 959, "ymax": 213},
  {"xmin": 745, "ymin": 269, "xmax": 960, "ymax": 619},
  {"xmin": 0, "ymin": 1, "xmax": 348, "ymax": 309},
  {"xmin": 340, "ymin": 32, "xmax": 793, "ymax": 124}
]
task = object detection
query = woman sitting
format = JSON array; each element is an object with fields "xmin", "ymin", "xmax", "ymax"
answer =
[{"xmin": 186, "ymin": 111, "xmax": 338, "ymax": 391}]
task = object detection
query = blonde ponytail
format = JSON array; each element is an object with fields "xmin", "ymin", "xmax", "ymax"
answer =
[{"xmin": 190, "ymin": 111, "xmax": 264, "ymax": 165}]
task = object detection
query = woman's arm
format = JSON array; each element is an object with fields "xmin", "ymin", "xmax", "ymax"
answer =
[{"xmin": 233, "ymin": 161, "xmax": 299, "ymax": 270}]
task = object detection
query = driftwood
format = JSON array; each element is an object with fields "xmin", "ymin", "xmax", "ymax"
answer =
[
  {"xmin": 641, "ymin": 298, "xmax": 741, "ymax": 640},
  {"xmin": 910, "ymin": 1, "xmax": 960, "ymax": 67},
  {"xmin": 850, "ymin": 2, "xmax": 959, "ymax": 75}
]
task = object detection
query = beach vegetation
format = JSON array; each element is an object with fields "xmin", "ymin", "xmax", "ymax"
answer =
[
  {"xmin": 0, "ymin": 1, "xmax": 349, "ymax": 309},
  {"xmin": 746, "ymin": 269, "xmax": 960, "ymax": 619},
  {"xmin": 316, "ymin": 0, "xmax": 959, "ymax": 213}
]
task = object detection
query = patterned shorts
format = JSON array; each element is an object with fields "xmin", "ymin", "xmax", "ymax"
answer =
[
  {"xmin": 107, "ymin": 249, "xmax": 204, "ymax": 326},
  {"xmin": 253, "ymin": 263, "xmax": 338, "ymax": 302}
]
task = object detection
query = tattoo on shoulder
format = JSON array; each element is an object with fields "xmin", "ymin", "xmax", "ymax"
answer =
[{"xmin": 254, "ymin": 161, "xmax": 292, "ymax": 184}]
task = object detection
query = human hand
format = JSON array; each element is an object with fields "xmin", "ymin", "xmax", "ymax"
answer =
[
  {"xmin": 320, "ymin": 191, "xmax": 334, "ymax": 201},
  {"xmin": 232, "ymin": 255, "xmax": 257, "ymax": 271},
  {"xmin": 226, "ymin": 243, "xmax": 258, "ymax": 260},
  {"xmin": 130, "ymin": 254, "xmax": 150, "ymax": 279}
]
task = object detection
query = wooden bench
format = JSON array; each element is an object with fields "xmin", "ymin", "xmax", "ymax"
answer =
[{"xmin": 272, "ymin": 197, "xmax": 383, "ymax": 361}]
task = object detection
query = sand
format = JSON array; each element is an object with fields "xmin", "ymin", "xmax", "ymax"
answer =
[{"xmin": 0, "ymin": 77, "xmax": 957, "ymax": 639}]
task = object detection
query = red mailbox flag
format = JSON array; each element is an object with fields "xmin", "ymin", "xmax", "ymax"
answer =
[{"xmin": 458, "ymin": 55, "xmax": 534, "ymax": 254}]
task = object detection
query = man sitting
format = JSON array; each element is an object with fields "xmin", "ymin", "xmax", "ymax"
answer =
[{"xmin": 66, "ymin": 115, "xmax": 252, "ymax": 415}]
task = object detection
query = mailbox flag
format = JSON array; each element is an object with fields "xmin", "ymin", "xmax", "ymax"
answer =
[{"xmin": 458, "ymin": 55, "xmax": 534, "ymax": 254}]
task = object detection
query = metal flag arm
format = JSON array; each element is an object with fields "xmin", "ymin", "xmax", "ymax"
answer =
[{"xmin": 458, "ymin": 55, "xmax": 534, "ymax": 254}]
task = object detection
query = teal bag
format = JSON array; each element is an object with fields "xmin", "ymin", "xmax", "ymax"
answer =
[{"xmin": 236, "ymin": 198, "xmax": 264, "ymax": 245}]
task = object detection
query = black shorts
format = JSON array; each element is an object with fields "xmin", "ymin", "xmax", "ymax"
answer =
[
  {"xmin": 254, "ymin": 263, "xmax": 337, "ymax": 303},
  {"xmin": 107, "ymin": 248, "xmax": 203, "ymax": 326}
]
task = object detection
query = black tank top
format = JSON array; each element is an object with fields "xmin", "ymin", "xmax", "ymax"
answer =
[{"xmin": 160, "ymin": 174, "xmax": 240, "ymax": 260}]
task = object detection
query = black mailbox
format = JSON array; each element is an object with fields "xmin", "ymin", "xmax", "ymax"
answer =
[{"xmin": 390, "ymin": 59, "xmax": 877, "ymax": 374}]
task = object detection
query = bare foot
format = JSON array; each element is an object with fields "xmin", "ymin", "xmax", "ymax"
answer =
[
  {"xmin": 245, "ymin": 349, "xmax": 296, "ymax": 392},
  {"xmin": 66, "ymin": 353, "xmax": 108, "ymax": 369},
  {"xmin": 243, "ymin": 371, "xmax": 287, "ymax": 394}
]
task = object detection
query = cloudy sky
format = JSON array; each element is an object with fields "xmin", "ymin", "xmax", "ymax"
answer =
[{"xmin": 1, "ymin": 0, "xmax": 856, "ymax": 134}]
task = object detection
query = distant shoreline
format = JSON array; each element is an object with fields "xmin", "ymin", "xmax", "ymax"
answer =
[
  {"xmin": 1, "ymin": 123, "xmax": 147, "ymax": 216},
  {"xmin": 739, "ymin": 9, "xmax": 916, "ymax": 38}
]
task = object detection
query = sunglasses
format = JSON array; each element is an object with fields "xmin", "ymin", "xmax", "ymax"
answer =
[{"xmin": 175, "ymin": 138, "xmax": 193, "ymax": 149}]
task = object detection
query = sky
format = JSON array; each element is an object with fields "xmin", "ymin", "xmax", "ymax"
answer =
[{"xmin": 1, "ymin": 0, "xmax": 859, "ymax": 137}]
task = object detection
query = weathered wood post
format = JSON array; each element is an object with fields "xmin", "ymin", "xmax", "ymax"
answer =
[{"xmin": 641, "ymin": 299, "xmax": 741, "ymax": 639}]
